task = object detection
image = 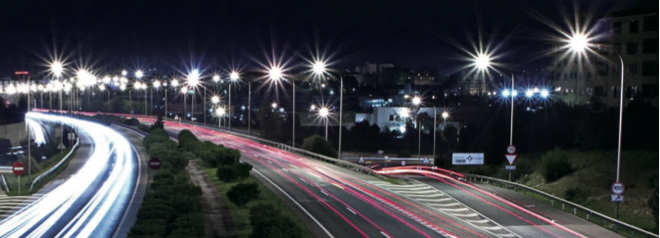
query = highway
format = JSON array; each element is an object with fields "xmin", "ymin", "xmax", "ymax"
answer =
[
  {"xmin": 0, "ymin": 113, "xmax": 141, "ymax": 238},
  {"xmin": 376, "ymin": 167, "xmax": 590, "ymax": 238},
  {"xmin": 158, "ymin": 121, "xmax": 502, "ymax": 238}
]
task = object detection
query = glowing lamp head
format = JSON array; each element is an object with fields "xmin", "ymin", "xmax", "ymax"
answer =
[
  {"xmin": 153, "ymin": 80, "xmax": 161, "ymax": 88},
  {"xmin": 269, "ymin": 67, "xmax": 282, "ymax": 80},
  {"xmin": 502, "ymin": 90, "xmax": 510, "ymax": 97},
  {"xmin": 475, "ymin": 53, "xmax": 491, "ymax": 70},
  {"xmin": 540, "ymin": 89, "xmax": 549, "ymax": 98},
  {"xmin": 525, "ymin": 90, "xmax": 534, "ymax": 97},
  {"xmin": 120, "ymin": 84, "xmax": 126, "ymax": 91},
  {"xmin": 511, "ymin": 91, "xmax": 518, "ymax": 97},
  {"xmin": 271, "ymin": 102, "xmax": 277, "ymax": 109},
  {"xmin": 51, "ymin": 61, "xmax": 64, "ymax": 77},
  {"xmin": 312, "ymin": 61, "xmax": 326, "ymax": 75},
  {"xmin": 319, "ymin": 107, "xmax": 329, "ymax": 117},
  {"xmin": 230, "ymin": 72, "xmax": 239, "ymax": 81},
  {"xmin": 171, "ymin": 80, "xmax": 179, "ymax": 87},
  {"xmin": 103, "ymin": 76, "xmax": 111, "ymax": 84},
  {"xmin": 121, "ymin": 70, "xmax": 127, "ymax": 76},
  {"xmin": 412, "ymin": 96, "xmax": 421, "ymax": 105},
  {"xmin": 180, "ymin": 86, "xmax": 188, "ymax": 94},
  {"xmin": 135, "ymin": 70, "xmax": 144, "ymax": 79},
  {"xmin": 442, "ymin": 112, "xmax": 449, "ymax": 119},
  {"xmin": 401, "ymin": 108, "xmax": 410, "ymax": 118},
  {"xmin": 211, "ymin": 96, "xmax": 220, "ymax": 104},
  {"xmin": 187, "ymin": 69, "xmax": 200, "ymax": 86},
  {"xmin": 569, "ymin": 33, "xmax": 589, "ymax": 53},
  {"xmin": 216, "ymin": 107, "xmax": 226, "ymax": 116},
  {"xmin": 212, "ymin": 75, "xmax": 220, "ymax": 82}
]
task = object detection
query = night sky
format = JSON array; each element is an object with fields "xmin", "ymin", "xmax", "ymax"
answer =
[{"xmin": 0, "ymin": 0, "xmax": 644, "ymax": 76}]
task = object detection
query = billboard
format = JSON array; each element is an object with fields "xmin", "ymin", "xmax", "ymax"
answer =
[{"xmin": 452, "ymin": 153, "xmax": 484, "ymax": 165}]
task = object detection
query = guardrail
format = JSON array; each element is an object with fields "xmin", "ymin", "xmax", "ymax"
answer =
[
  {"xmin": 29, "ymin": 137, "xmax": 80, "ymax": 192},
  {"xmin": 1, "ymin": 175, "xmax": 9, "ymax": 193},
  {"xmin": 464, "ymin": 173, "xmax": 658, "ymax": 238}
]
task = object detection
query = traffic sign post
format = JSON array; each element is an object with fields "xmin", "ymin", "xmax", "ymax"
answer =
[
  {"xmin": 507, "ymin": 145, "xmax": 516, "ymax": 154},
  {"xmin": 423, "ymin": 157, "xmax": 430, "ymax": 164},
  {"xmin": 13, "ymin": 162, "xmax": 24, "ymax": 195},
  {"xmin": 611, "ymin": 181, "xmax": 625, "ymax": 220},
  {"xmin": 148, "ymin": 157, "xmax": 162, "ymax": 170},
  {"xmin": 358, "ymin": 157, "xmax": 364, "ymax": 164},
  {"xmin": 505, "ymin": 165, "xmax": 516, "ymax": 170},
  {"xmin": 505, "ymin": 145, "xmax": 517, "ymax": 182}
]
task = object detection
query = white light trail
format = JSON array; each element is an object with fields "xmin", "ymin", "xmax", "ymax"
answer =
[{"xmin": 0, "ymin": 113, "xmax": 136, "ymax": 238}]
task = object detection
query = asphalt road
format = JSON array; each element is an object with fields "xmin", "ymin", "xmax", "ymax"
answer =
[
  {"xmin": 0, "ymin": 113, "xmax": 140, "ymax": 238},
  {"xmin": 161, "ymin": 122, "xmax": 498, "ymax": 238},
  {"xmin": 414, "ymin": 175, "xmax": 588, "ymax": 238}
]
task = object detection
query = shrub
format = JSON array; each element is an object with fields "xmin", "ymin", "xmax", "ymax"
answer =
[
  {"xmin": 301, "ymin": 135, "xmax": 337, "ymax": 158},
  {"xmin": 216, "ymin": 166, "xmax": 237, "ymax": 182},
  {"xmin": 150, "ymin": 115, "xmax": 165, "ymax": 131},
  {"xmin": 234, "ymin": 162, "xmax": 253, "ymax": 179},
  {"xmin": 177, "ymin": 130, "xmax": 199, "ymax": 150},
  {"xmin": 226, "ymin": 182, "xmax": 260, "ymax": 207},
  {"xmin": 249, "ymin": 204, "xmax": 303, "ymax": 238},
  {"xmin": 217, "ymin": 147, "xmax": 240, "ymax": 166},
  {"xmin": 540, "ymin": 148, "xmax": 573, "ymax": 183},
  {"xmin": 128, "ymin": 219, "xmax": 167, "ymax": 238}
]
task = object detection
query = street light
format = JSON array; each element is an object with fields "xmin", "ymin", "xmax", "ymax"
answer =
[
  {"xmin": 412, "ymin": 96, "xmax": 422, "ymax": 165},
  {"xmin": 153, "ymin": 80, "xmax": 161, "ymax": 115},
  {"xmin": 268, "ymin": 66, "xmax": 296, "ymax": 147},
  {"xmin": 215, "ymin": 107, "xmax": 226, "ymax": 128},
  {"xmin": 50, "ymin": 61, "xmax": 65, "ymax": 156},
  {"xmin": 228, "ymin": 71, "xmax": 239, "ymax": 131},
  {"xmin": 211, "ymin": 95, "xmax": 220, "ymax": 104},
  {"xmin": 567, "ymin": 31, "xmax": 626, "ymax": 218},
  {"xmin": 310, "ymin": 60, "xmax": 345, "ymax": 160},
  {"xmin": 318, "ymin": 107, "xmax": 329, "ymax": 141},
  {"xmin": 187, "ymin": 69, "xmax": 200, "ymax": 121}
]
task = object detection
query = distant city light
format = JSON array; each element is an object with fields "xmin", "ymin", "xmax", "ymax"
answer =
[
  {"xmin": 525, "ymin": 90, "xmax": 534, "ymax": 97},
  {"xmin": 540, "ymin": 89, "xmax": 549, "ymax": 98}
]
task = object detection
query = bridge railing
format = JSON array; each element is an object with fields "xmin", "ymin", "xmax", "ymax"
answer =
[
  {"xmin": 464, "ymin": 173, "xmax": 658, "ymax": 238},
  {"xmin": 29, "ymin": 137, "xmax": 80, "ymax": 192}
]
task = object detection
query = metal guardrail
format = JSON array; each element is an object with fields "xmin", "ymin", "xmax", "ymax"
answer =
[
  {"xmin": 29, "ymin": 137, "xmax": 80, "ymax": 192},
  {"xmin": 2, "ymin": 175, "xmax": 9, "ymax": 193},
  {"xmin": 464, "ymin": 173, "xmax": 658, "ymax": 238},
  {"xmin": 173, "ymin": 119, "xmax": 390, "ymax": 181}
]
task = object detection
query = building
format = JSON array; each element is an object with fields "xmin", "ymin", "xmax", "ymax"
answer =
[{"xmin": 549, "ymin": 7, "xmax": 658, "ymax": 107}]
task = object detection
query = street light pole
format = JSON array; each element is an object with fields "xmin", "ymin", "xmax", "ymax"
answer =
[
  {"xmin": 509, "ymin": 74, "xmax": 515, "ymax": 182},
  {"xmin": 433, "ymin": 107, "xmax": 437, "ymax": 160},
  {"xmin": 292, "ymin": 80, "xmax": 295, "ymax": 147},
  {"xmin": 338, "ymin": 76, "xmax": 343, "ymax": 160},
  {"xmin": 248, "ymin": 81, "xmax": 252, "ymax": 135}
]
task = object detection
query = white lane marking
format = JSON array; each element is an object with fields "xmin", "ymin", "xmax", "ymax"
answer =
[
  {"xmin": 320, "ymin": 190, "xmax": 329, "ymax": 196},
  {"xmin": 345, "ymin": 207, "xmax": 356, "ymax": 215},
  {"xmin": 282, "ymin": 168, "xmax": 288, "ymax": 172},
  {"xmin": 253, "ymin": 169, "xmax": 334, "ymax": 238},
  {"xmin": 380, "ymin": 231, "xmax": 390, "ymax": 238},
  {"xmin": 112, "ymin": 126, "xmax": 144, "ymax": 238}
]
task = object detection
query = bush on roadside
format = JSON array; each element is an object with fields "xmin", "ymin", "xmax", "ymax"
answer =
[
  {"xmin": 216, "ymin": 165, "xmax": 237, "ymax": 182},
  {"xmin": 540, "ymin": 148, "xmax": 573, "ymax": 183},
  {"xmin": 177, "ymin": 130, "xmax": 199, "ymax": 151},
  {"xmin": 234, "ymin": 163, "xmax": 253, "ymax": 179},
  {"xmin": 249, "ymin": 203, "xmax": 303, "ymax": 238},
  {"xmin": 564, "ymin": 187, "xmax": 588, "ymax": 203},
  {"xmin": 300, "ymin": 135, "xmax": 337, "ymax": 158},
  {"xmin": 227, "ymin": 182, "xmax": 260, "ymax": 207}
]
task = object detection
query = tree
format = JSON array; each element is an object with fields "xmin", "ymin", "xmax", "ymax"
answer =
[
  {"xmin": 249, "ymin": 203, "xmax": 303, "ymax": 238},
  {"xmin": 150, "ymin": 114, "xmax": 165, "ymax": 131},
  {"xmin": 226, "ymin": 182, "xmax": 260, "ymax": 207},
  {"xmin": 177, "ymin": 130, "xmax": 199, "ymax": 150},
  {"xmin": 301, "ymin": 135, "xmax": 337, "ymax": 158},
  {"xmin": 649, "ymin": 186, "xmax": 659, "ymax": 233},
  {"xmin": 216, "ymin": 166, "xmax": 237, "ymax": 182},
  {"xmin": 234, "ymin": 163, "xmax": 253, "ymax": 179}
]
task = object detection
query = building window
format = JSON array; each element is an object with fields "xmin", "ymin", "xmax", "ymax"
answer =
[
  {"xmin": 613, "ymin": 22, "xmax": 622, "ymax": 34},
  {"xmin": 571, "ymin": 72, "xmax": 578, "ymax": 79},
  {"xmin": 629, "ymin": 64, "xmax": 637, "ymax": 76},
  {"xmin": 586, "ymin": 87, "xmax": 593, "ymax": 96},
  {"xmin": 629, "ymin": 19, "xmax": 639, "ymax": 33},
  {"xmin": 612, "ymin": 86, "xmax": 619, "ymax": 98},
  {"xmin": 613, "ymin": 43, "xmax": 621, "ymax": 54},
  {"xmin": 389, "ymin": 114, "xmax": 395, "ymax": 121},
  {"xmin": 643, "ymin": 38, "xmax": 658, "ymax": 53},
  {"xmin": 563, "ymin": 72, "xmax": 569, "ymax": 81},
  {"xmin": 626, "ymin": 42, "xmax": 638, "ymax": 55},
  {"xmin": 587, "ymin": 72, "xmax": 593, "ymax": 80},
  {"xmin": 598, "ymin": 64, "xmax": 608, "ymax": 76},
  {"xmin": 642, "ymin": 61, "xmax": 658, "ymax": 76},
  {"xmin": 643, "ymin": 15, "xmax": 659, "ymax": 32},
  {"xmin": 626, "ymin": 86, "xmax": 638, "ymax": 99}
]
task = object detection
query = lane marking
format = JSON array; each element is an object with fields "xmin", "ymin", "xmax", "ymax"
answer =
[
  {"xmin": 346, "ymin": 207, "xmax": 356, "ymax": 215},
  {"xmin": 380, "ymin": 231, "xmax": 390, "ymax": 238},
  {"xmin": 252, "ymin": 169, "xmax": 334, "ymax": 238}
]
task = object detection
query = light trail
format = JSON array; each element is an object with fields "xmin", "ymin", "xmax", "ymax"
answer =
[{"xmin": 0, "ymin": 112, "xmax": 137, "ymax": 238}]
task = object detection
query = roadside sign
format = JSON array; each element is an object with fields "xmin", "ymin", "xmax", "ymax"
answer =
[
  {"xmin": 505, "ymin": 165, "xmax": 516, "ymax": 170},
  {"xmin": 377, "ymin": 150, "xmax": 383, "ymax": 156},
  {"xmin": 384, "ymin": 156, "xmax": 389, "ymax": 161},
  {"xmin": 507, "ymin": 145, "xmax": 516, "ymax": 154},
  {"xmin": 57, "ymin": 142, "xmax": 66, "ymax": 150},
  {"xmin": 68, "ymin": 133, "xmax": 76, "ymax": 140},
  {"xmin": 611, "ymin": 194, "xmax": 624, "ymax": 202},
  {"xmin": 401, "ymin": 161, "xmax": 406, "ymax": 166},
  {"xmin": 452, "ymin": 153, "xmax": 484, "ymax": 165},
  {"xmin": 148, "ymin": 157, "xmax": 162, "ymax": 170},
  {"xmin": 612, "ymin": 182, "xmax": 625, "ymax": 194},
  {"xmin": 505, "ymin": 154, "xmax": 517, "ymax": 165},
  {"xmin": 12, "ymin": 162, "xmax": 25, "ymax": 176},
  {"xmin": 423, "ymin": 157, "xmax": 430, "ymax": 164},
  {"xmin": 358, "ymin": 157, "xmax": 364, "ymax": 164}
]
